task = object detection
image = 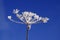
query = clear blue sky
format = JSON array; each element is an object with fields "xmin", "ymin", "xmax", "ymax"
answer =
[{"xmin": 0, "ymin": 0, "xmax": 60, "ymax": 40}]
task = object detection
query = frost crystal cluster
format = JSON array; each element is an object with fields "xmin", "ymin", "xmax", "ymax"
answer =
[{"xmin": 8, "ymin": 9, "xmax": 49, "ymax": 30}]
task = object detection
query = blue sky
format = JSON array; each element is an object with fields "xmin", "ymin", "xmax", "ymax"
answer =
[{"xmin": 0, "ymin": 0, "xmax": 60, "ymax": 40}]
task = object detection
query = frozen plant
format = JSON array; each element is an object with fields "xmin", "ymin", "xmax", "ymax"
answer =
[{"xmin": 8, "ymin": 9, "xmax": 49, "ymax": 30}]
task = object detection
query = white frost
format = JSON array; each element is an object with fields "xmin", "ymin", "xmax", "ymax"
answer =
[
  {"xmin": 13, "ymin": 9, "xmax": 20, "ymax": 14},
  {"xmin": 8, "ymin": 16, "xmax": 11, "ymax": 19},
  {"xmin": 8, "ymin": 9, "xmax": 49, "ymax": 30}
]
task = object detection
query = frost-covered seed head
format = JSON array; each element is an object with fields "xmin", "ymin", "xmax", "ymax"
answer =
[
  {"xmin": 13, "ymin": 9, "xmax": 20, "ymax": 14},
  {"xmin": 8, "ymin": 16, "xmax": 11, "ymax": 19}
]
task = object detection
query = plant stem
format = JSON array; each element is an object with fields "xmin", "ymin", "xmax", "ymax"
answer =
[{"xmin": 26, "ymin": 25, "xmax": 29, "ymax": 40}]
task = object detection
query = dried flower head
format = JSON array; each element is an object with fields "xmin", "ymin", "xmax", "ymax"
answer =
[{"xmin": 8, "ymin": 9, "xmax": 49, "ymax": 30}]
